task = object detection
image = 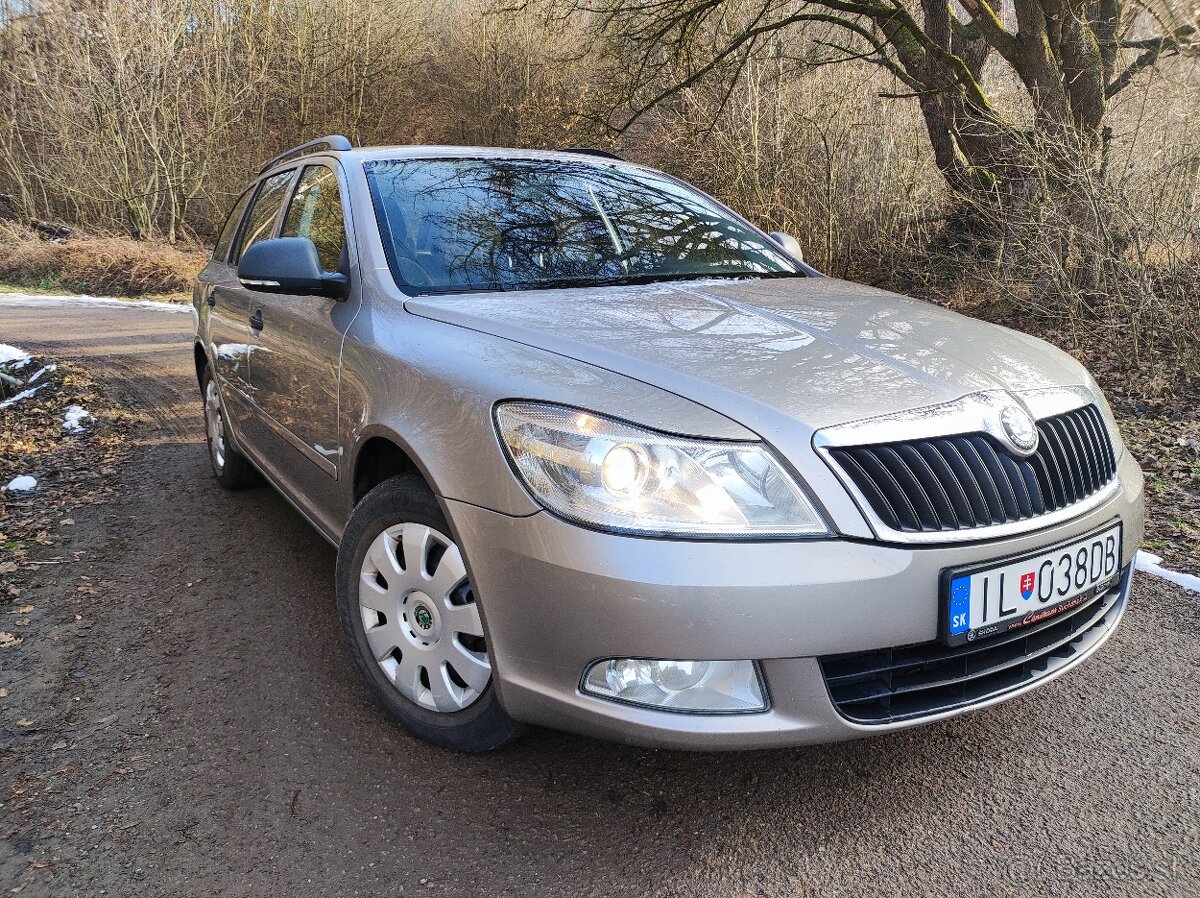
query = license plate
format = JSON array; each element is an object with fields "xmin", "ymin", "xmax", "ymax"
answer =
[{"xmin": 941, "ymin": 522, "xmax": 1122, "ymax": 646}]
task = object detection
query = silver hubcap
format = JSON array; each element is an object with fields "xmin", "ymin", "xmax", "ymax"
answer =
[
  {"xmin": 358, "ymin": 522, "xmax": 490, "ymax": 712},
  {"xmin": 204, "ymin": 380, "xmax": 226, "ymax": 471}
]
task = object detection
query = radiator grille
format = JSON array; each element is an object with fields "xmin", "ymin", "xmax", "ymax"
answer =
[{"xmin": 828, "ymin": 404, "xmax": 1116, "ymax": 534}]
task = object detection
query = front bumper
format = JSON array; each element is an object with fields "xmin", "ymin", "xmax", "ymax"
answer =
[{"xmin": 445, "ymin": 451, "xmax": 1144, "ymax": 750}]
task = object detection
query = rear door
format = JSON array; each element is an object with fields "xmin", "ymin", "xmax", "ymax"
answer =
[
  {"xmin": 199, "ymin": 185, "xmax": 256, "ymax": 417},
  {"xmin": 243, "ymin": 161, "xmax": 357, "ymax": 529},
  {"xmin": 207, "ymin": 168, "xmax": 297, "ymax": 446}
]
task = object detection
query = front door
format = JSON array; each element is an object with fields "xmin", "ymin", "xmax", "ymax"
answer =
[{"xmin": 244, "ymin": 162, "xmax": 356, "ymax": 530}]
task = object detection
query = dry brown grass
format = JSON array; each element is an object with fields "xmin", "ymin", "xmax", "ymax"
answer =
[{"xmin": 0, "ymin": 227, "xmax": 205, "ymax": 298}]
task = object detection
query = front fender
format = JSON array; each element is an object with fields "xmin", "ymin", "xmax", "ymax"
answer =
[{"xmin": 337, "ymin": 289, "xmax": 759, "ymax": 522}]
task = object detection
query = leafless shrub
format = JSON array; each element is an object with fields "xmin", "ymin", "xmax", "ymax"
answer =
[{"xmin": 0, "ymin": 232, "xmax": 205, "ymax": 296}]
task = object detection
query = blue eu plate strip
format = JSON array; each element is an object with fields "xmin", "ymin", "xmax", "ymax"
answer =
[{"xmin": 949, "ymin": 576, "xmax": 971, "ymax": 635}]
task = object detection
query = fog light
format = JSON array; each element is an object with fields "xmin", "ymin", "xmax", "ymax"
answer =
[
  {"xmin": 582, "ymin": 658, "xmax": 767, "ymax": 713},
  {"xmin": 651, "ymin": 659, "xmax": 708, "ymax": 691}
]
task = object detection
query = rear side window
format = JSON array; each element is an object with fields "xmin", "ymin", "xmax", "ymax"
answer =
[
  {"xmin": 212, "ymin": 188, "xmax": 254, "ymax": 262},
  {"xmin": 233, "ymin": 170, "xmax": 296, "ymax": 262},
  {"xmin": 281, "ymin": 165, "xmax": 346, "ymax": 272}
]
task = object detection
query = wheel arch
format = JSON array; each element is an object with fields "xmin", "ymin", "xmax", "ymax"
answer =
[
  {"xmin": 193, "ymin": 341, "xmax": 209, "ymax": 390},
  {"xmin": 351, "ymin": 427, "xmax": 440, "ymax": 506}
]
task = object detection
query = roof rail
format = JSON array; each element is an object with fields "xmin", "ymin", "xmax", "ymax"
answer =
[
  {"xmin": 258, "ymin": 135, "xmax": 353, "ymax": 174},
  {"xmin": 560, "ymin": 147, "xmax": 623, "ymax": 161}
]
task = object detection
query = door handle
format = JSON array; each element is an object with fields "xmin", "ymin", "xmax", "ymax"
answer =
[{"xmin": 249, "ymin": 309, "xmax": 264, "ymax": 330}]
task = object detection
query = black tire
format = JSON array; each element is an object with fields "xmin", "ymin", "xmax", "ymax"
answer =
[
  {"xmin": 201, "ymin": 366, "xmax": 261, "ymax": 490},
  {"xmin": 335, "ymin": 475, "xmax": 524, "ymax": 752}
]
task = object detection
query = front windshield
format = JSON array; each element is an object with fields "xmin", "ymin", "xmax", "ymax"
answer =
[{"xmin": 363, "ymin": 157, "xmax": 803, "ymax": 295}]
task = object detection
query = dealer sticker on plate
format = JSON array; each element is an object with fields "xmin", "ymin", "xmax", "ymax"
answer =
[{"xmin": 942, "ymin": 522, "xmax": 1122, "ymax": 647}]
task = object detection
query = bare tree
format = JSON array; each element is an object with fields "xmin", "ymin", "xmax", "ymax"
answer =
[{"xmin": 540, "ymin": 0, "xmax": 1197, "ymax": 262}]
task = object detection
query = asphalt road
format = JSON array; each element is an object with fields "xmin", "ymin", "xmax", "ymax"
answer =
[{"xmin": 1, "ymin": 297, "xmax": 1198, "ymax": 897}]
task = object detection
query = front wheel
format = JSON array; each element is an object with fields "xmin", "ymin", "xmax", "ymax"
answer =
[{"xmin": 335, "ymin": 475, "xmax": 523, "ymax": 752}]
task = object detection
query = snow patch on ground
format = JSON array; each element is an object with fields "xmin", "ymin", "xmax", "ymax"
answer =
[
  {"xmin": 1136, "ymin": 550, "xmax": 1200, "ymax": 594},
  {"xmin": 0, "ymin": 343, "xmax": 31, "ymax": 364},
  {"xmin": 62, "ymin": 405, "xmax": 91, "ymax": 433},
  {"xmin": 4, "ymin": 475, "xmax": 37, "ymax": 492},
  {"xmin": 0, "ymin": 292, "xmax": 189, "ymax": 314},
  {"xmin": 27, "ymin": 364, "xmax": 57, "ymax": 383},
  {"xmin": 0, "ymin": 383, "xmax": 49, "ymax": 410}
]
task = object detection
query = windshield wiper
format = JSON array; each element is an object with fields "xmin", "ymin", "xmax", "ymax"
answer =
[
  {"xmin": 409, "ymin": 269, "xmax": 805, "ymax": 296},
  {"xmin": 510, "ymin": 270, "xmax": 804, "ymax": 291},
  {"xmin": 606, "ymin": 270, "xmax": 806, "ymax": 286}
]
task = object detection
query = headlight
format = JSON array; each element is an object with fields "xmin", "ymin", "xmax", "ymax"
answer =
[{"xmin": 494, "ymin": 402, "xmax": 829, "ymax": 537}]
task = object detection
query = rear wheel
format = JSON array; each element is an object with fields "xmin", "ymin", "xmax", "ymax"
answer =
[
  {"xmin": 336, "ymin": 475, "xmax": 523, "ymax": 752},
  {"xmin": 202, "ymin": 369, "xmax": 261, "ymax": 490}
]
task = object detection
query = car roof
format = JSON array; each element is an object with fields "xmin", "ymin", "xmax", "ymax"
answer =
[{"xmin": 265, "ymin": 144, "xmax": 649, "ymax": 176}]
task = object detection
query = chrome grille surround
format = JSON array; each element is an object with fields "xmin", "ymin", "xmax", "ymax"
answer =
[{"xmin": 815, "ymin": 387, "xmax": 1122, "ymax": 544}]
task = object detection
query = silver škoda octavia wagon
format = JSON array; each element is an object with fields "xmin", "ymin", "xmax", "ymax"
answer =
[{"xmin": 193, "ymin": 136, "xmax": 1144, "ymax": 751}]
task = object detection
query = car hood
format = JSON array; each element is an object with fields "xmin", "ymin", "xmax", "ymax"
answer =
[{"xmin": 404, "ymin": 277, "xmax": 1088, "ymax": 434}]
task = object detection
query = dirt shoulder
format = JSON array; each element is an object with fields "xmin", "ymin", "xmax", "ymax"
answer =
[{"xmin": 1, "ymin": 346, "xmax": 146, "ymax": 894}]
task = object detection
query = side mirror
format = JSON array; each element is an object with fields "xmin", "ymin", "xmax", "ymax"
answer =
[
  {"xmin": 238, "ymin": 237, "xmax": 347, "ymax": 300},
  {"xmin": 768, "ymin": 232, "xmax": 804, "ymax": 263}
]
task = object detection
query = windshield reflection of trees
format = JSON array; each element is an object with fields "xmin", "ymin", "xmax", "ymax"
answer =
[{"xmin": 364, "ymin": 159, "xmax": 796, "ymax": 293}]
